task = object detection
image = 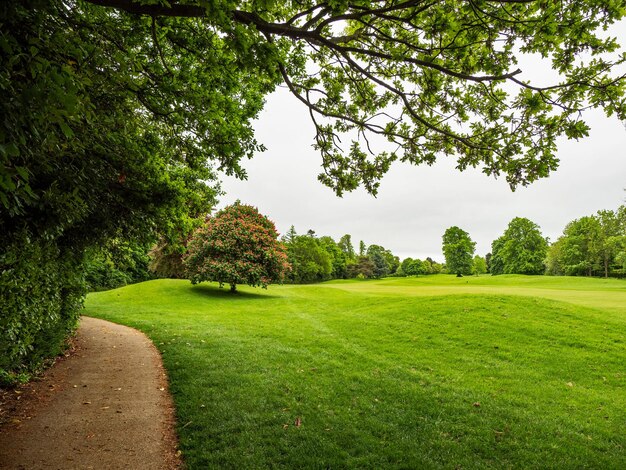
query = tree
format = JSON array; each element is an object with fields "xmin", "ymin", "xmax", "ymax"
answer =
[
  {"xmin": 319, "ymin": 236, "xmax": 348, "ymax": 279},
  {"xmin": 548, "ymin": 206, "xmax": 626, "ymax": 277},
  {"xmin": 596, "ymin": 209, "xmax": 625, "ymax": 278},
  {"xmin": 558, "ymin": 216, "xmax": 602, "ymax": 276},
  {"xmin": 442, "ymin": 227, "xmax": 476, "ymax": 276},
  {"xmin": 184, "ymin": 203, "xmax": 290, "ymax": 292},
  {"xmin": 399, "ymin": 257, "xmax": 413, "ymax": 276},
  {"xmin": 366, "ymin": 244, "xmax": 398, "ymax": 276},
  {"xmin": 369, "ymin": 251, "xmax": 390, "ymax": 278},
  {"xmin": 34, "ymin": 0, "xmax": 626, "ymax": 197},
  {"xmin": 284, "ymin": 234, "xmax": 333, "ymax": 283},
  {"xmin": 5, "ymin": 0, "xmax": 626, "ymax": 376},
  {"xmin": 472, "ymin": 255, "xmax": 487, "ymax": 276},
  {"xmin": 406, "ymin": 259, "xmax": 426, "ymax": 276},
  {"xmin": 359, "ymin": 241, "xmax": 367, "ymax": 257},
  {"xmin": 338, "ymin": 234, "xmax": 356, "ymax": 261},
  {"xmin": 425, "ymin": 257, "xmax": 443, "ymax": 274},
  {"xmin": 491, "ymin": 217, "xmax": 548, "ymax": 275},
  {"xmin": 1, "ymin": 1, "xmax": 218, "ymax": 380},
  {"xmin": 347, "ymin": 256, "xmax": 376, "ymax": 279}
]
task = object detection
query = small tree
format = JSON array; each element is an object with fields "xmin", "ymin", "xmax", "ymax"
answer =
[
  {"xmin": 184, "ymin": 203, "xmax": 290, "ymax": 292},
  {"xmin": 472, "ymin": 255, "xmax": 487, "ymax": 276}
]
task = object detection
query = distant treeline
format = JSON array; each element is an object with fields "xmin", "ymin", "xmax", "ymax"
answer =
[
  {"xmin": 280, "ymin": 227, "xmax": 444, "ymax": 283},
  {"xmin": 88, "ymin": 204, "xmax": 626, "ymax": 291}
]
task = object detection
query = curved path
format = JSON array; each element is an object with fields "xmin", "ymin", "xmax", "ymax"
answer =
[{"xmin": 0, "ymin": 317, "xmax": 181, "ymax": 469}]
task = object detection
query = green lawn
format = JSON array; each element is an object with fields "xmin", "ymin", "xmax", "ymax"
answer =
[{"xmin": 85, "ymin": 275, "xmax": 626, "ymax": 469}]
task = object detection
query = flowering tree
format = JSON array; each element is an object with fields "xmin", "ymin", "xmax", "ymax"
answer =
[{"xmin": 184, "ymin": 203, "xmax": 290, "ymax": 292}]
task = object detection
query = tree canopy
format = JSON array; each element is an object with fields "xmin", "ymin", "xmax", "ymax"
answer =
[
  {"xmin": 490, "ymin": 217, "xmax": 548, "ymax": 275},
  {"xmin": 184, "ymin": 203, "xmax": 290, "ymax": 291},
  {"xmin": 546, "ymin": 206, "xmax": 626, "ymax": 277},
  {"xmin": 442, "ymin": 226, "xmax": 476, "ymax": 275},
  {"xmin": 6, "ymin": 0, "xmax": 623, "ymax": 200}
]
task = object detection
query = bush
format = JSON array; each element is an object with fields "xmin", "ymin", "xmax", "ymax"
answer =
[{"xmin": 0, "ymin": 229, "xmax": 84, "ymax": 385}]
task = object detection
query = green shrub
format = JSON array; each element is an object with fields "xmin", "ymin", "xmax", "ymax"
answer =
[{"xmin": 0, "ymin": 229, "xmax": 84, "ymax": 385}]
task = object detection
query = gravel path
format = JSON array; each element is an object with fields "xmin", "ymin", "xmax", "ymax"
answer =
[{"xmin": 0, "ymin": 316, "xmax": 181, "ymax": 469}]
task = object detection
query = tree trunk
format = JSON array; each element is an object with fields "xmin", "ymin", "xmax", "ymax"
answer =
[
  {"xmin": 605, "ymin": 254, "xmax": 609, "ymax": 278},
  {"xmin": 230, "ymin": 283, "xmax": 237, "ymax": 293}
]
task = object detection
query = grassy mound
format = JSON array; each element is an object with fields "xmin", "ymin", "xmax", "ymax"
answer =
[{"xmin": 85, "ymin": 275, "xmax": 626, "ymax": 469}]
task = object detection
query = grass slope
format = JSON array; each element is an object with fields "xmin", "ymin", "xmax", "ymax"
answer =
[{"xmin": 85, "ymin": 275, "xmax": 626, "ymax": 469}]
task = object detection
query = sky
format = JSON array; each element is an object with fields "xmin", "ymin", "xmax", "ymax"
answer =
[{"xmin": 218, "ymin": 78, "xmax": 626, "ymax": 263}]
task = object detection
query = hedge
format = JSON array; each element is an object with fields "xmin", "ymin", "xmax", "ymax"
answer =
[{"xmin": 0, "ymin": 228, "xmax": 84, "ymax": 385}]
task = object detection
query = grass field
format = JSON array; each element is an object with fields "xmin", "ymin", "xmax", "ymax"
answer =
[{"xmin": 84, "ymin": 275, "xmax": 626, "ymax": 469}]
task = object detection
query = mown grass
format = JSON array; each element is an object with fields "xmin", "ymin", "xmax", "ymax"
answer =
[{"xmin": 84, "ymin": 275, "xmax": 626, "ymax": 469}]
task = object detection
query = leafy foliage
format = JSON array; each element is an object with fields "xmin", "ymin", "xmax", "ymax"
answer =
[
  {"xmin": 84, "ymin": 240, "xmax": 153, "ymax": 291},
  {"xmin": 490, "ymin": 217, "xmax": 548, "ymax": 275},
  {"xmin": 442, "ymin": 226, "xmax": 476, "ymax": 276},
  {"xmin": 0, "ymin": 229, "xmax": 84, "ymax": 385},
  {"xmin": 284, "ymin": 233, "xmax": 333, "ymax": 283},
  {"xmin": 76, "ymin": 0, "xmax": 625, "ymax": 194},
  {"xmin": 472, "ymin": 255, "xmax": 488, "ymax": 276},
  {"xmin": 547, "ymin": 206, "xmax": 626, "ymax": 277},
  {"xmin": 184, "ymin": 203, "xmax": 290, "ymax": 291},
  {"xmin": 0, "ymin": 1, "xmax": 218, "ymax": 379}
]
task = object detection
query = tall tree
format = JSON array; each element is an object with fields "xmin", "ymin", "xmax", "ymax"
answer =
[
  {"xmin": 490, "ymin": 217, "xmax": 548, "ymax": 275},
  {"xmin": 442, "ymin": 226, "xmax": 476, "ymax": 276},
  {"xmin": 286, "ymin": 235, "xmax": 333, "ymax": 283},
  {"xmin": 359, "ymin": 241, "xmax": 367, "ymax": 257},
  {"xmin": 338, "ymin": 234, "xmax": 356, "ymax": 261},
  {"xmin": 319, "ymin": 236, "xmax": 348, "ymax": 279}
]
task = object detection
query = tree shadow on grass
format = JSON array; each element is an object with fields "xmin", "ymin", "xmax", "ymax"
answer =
[{"xmin": 189, "ymin": 283, "xmax": 281, "ymax": 300}]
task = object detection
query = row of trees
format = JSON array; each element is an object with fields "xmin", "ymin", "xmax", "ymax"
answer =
[
  {"xmin": 88, "ymin": 205, "xmax": 626, "ymax": 295},
  {"xmin": 442, "ymin": 207, "xmax": 626, "ymax": 278},
  {"xmin": 546, "ymin": 207, "xmax": 626, "ymax": 277},
  {"xmin": 281, "ymin": 228, "xmax": 422, "ymax": 283}
]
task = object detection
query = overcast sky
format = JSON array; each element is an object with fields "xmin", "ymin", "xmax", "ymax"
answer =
[{"xmin": 218, "ymin": 82, "xmax": 626, "ymax": 262}]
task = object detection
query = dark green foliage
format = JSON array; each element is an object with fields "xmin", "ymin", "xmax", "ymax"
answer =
[
  {"xmin": 0, "ymin": 1, "xmax": 218, "ymax": 379},
  {"xmin": 84, "ymin": 240, "xmax": 153, "ymax": 291},
  {"xmin": 284, "ymin": 233, "xmax": 333, "ymax": 283},
  {"xmin": 319, "ymin": 236, "xmax": 348, "ymax": 279},
  {"xmin": 442, "ymin": 226, "xmax": 476, "ymax": 276},
  {"xmin": 148, "ymin": 242, "xmax": 187, "ymax": 279},
  {"xmin": 547, "ymin": 206, "xmax": 626, "ymax": 277},
  {"xmin": 0, "ymin": 229, "xmax": 84, "ymax": 385},
  {"xmin": 490, "ymin": 217, "xmax": 548, "ymax": 275},
  {"xmin": 347, "ymin": 256, "xmax": 376, "ymax": 279}
]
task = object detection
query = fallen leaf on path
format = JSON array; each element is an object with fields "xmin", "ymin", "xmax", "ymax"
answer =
[{"xmin": 83, "ymin": 401, "xmax": 91, "ymax": 405}]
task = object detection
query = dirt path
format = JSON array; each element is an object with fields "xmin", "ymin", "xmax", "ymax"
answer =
[{"xmin": 0, "ymin": 317, "xmax": 181, "ymax": 469}]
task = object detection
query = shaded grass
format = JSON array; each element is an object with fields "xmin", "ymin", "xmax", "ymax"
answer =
[{"xmin": 85, "ymin": 276, "xmax": 626, "ymax": 469}]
